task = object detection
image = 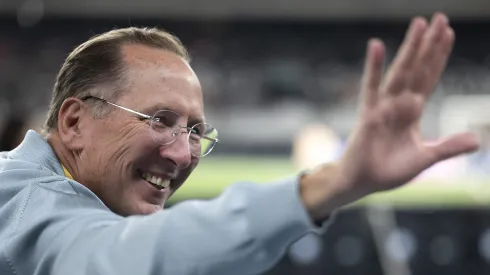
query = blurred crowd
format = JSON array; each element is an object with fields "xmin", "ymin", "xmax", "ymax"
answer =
[{"xmin": 1, "ymin": 18, "xmax": 490, "ymax": 155}]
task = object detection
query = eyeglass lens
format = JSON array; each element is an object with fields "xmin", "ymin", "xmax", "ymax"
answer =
[{"xmin": 149, "ymin": 110, "xmax": 218, "ymax": 157}]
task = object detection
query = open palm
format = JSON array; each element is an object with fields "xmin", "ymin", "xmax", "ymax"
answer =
[{"xmin": 338, "ymin": 13, "xmax": 479, "ymax": 193}]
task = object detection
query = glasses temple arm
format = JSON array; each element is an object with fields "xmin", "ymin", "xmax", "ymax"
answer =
[
  {"xmin": 202, "ymin": 136, "xmax": 219, "ymax": 143},
  {"xmin": 106, "ymin": 102, "xmax": 152, "ymax": 120}
]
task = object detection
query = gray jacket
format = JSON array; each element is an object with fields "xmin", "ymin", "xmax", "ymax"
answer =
[{"xmin": 0, "ymin": 130, "xmax": 331, "ymax": 275}]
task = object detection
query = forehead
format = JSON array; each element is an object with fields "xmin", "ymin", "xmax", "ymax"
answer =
[{"xmin": 117, "ymin": 44, "xmax": 204, "ymax": 121}]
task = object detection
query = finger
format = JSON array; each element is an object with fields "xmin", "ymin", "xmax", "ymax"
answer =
[
  {"xmin": 382, "ymin": 17, "xmax": 428, "ymax": 96},
  {"xmin": 393, "ymin": 17, "xmax": 428, "ymax": 71},
  {"xmin": 418, "ymin": 13, "xmax": 450, "ymax": 63},
  {"xmin": 361, "ymin": 39, "xmax": 385, "ymax": 108},
  {"xmin": 423, "ymin": 132, "xmax": 480, "ymax": 166},
  {"xmin": 414, "ymin": 26, "xmax": 455, "ymax": 94},
  {"xmin": 411, "ymin": 13, "xmax": 454, "ymax": 95},
  {"xmin": 441, "ymin": 27, "xmax": 456, "ymax": 56}
]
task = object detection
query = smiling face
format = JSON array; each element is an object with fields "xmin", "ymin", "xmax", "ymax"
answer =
[{"xmin": 77, "ymin": 44, "xmax": 204, "ymax": 216}]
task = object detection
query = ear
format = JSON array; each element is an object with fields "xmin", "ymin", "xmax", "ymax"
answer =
[{"xmin": 57, "ymin": 97, "xmax": 89, "ymax": 150}]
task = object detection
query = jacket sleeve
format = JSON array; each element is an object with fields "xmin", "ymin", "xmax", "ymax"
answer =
[{"xmin": 12, "ymin": 176, "xmax": 334, "ymax": 275}]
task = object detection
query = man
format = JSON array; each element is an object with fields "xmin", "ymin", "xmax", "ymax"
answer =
[{"xmin": 0, "ymin": 13, "xmax": 479, "ymax": 275}]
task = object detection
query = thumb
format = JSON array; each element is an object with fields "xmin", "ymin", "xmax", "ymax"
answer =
[{"xmin": 424, "ymin": 132, "xmax": 480, "ymax": 166}]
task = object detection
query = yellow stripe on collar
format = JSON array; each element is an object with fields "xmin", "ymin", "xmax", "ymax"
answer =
[{"xmin": 62, "ymin": 165, "xmax": 74, "ymax": 180}]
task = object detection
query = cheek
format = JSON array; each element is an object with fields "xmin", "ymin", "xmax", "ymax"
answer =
[
  {"xmin": 182, "ymin": 156, "xmax": 199, "ymax": 172},
  {"xmin": 106, "ymin": 124, "xmax": 149, "ymax": 162},
  {"xmin": 191, "ymin": 156, "xmax": 200, "ymax": 168},
  {"xmin": 84, "ymin": 122, "xmax": 148, "ymax": 172},
  {"xmin": 172, "ymin": 157, "xmax": 199, "ymax": 190}
]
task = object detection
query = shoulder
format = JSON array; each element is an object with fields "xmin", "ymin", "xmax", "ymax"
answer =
[
  {"xmin": 0, "ymin": 171, "xmax": 120, "ymax": 275},
  {"xmin": 0, "ymin": 159, "xmax": 110, "ymax": 238}
]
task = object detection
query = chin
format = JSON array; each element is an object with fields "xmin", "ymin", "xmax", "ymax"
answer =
[
  {"xmin": 139, "ymin": 203, "xmax": 165, "ymax": 215},
  {"xmin": 118, "ymin": 202, "xmax": 164, "ymax": 217}
]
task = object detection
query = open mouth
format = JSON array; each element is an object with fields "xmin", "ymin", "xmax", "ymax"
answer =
[{"xmin": 138, "ymin": 170, "xmax": 171, "ymax": 191}]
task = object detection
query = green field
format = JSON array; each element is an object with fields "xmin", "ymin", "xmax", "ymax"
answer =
[{"xmin": 168, "ymin": 156, "xmax": 490, "ymax": 209}]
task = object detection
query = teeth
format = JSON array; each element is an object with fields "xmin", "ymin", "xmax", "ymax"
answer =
[
  {"xmin": 141, "ymin": 172, "xmax": 171, "ymax": 189},
  {"xmin": 162, "ymin": 179, "xmax": 170, "ymax": 188}
]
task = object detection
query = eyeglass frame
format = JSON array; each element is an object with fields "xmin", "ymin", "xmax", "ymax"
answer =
[{"xmin": 79, "ymin": 95, "xmax": 220, "ymax": 157}]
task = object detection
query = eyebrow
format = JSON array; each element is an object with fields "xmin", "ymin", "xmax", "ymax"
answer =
[
  {"xmin": 188, "ymin": 116, "xmax": 206, "ymax": 126},
  {"xmin": 140, "ymin": 104, "xmax": 174, "ymax": 116}
]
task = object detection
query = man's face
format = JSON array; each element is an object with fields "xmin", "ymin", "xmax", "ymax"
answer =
[{"xmin": 79, "ymin": 44, "xmax": 204, "ymax": 216}]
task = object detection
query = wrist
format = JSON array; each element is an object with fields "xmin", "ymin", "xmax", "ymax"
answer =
[{"xmin": 299, "ymin": 163, "xmax": 368, "ymax": 222}]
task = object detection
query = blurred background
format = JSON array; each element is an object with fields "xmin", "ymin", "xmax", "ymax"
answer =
[{"xmin": 1, "ymin": 0, "xmax": 490, "ymax": 274}]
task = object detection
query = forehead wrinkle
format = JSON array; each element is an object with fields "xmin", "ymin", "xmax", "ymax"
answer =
[
  {"xmin": 119, "ymin": 43, "xmax": 204, "ymax": 122},
  {"xmin": 121, "ymin": 44, "xmax": 201, "ymax": 93},
  {"xmin": 121, "ymin": 44, "xmax": 194, "ymax": 76}
]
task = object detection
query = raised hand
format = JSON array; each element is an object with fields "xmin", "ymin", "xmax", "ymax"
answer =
[{"xmin": 301, "ymin": 13, "xmax": 480, "ymax": 220}]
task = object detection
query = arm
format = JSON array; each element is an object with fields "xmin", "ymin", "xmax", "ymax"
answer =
[{"xmin": 28, "ymin": 176, "xmax": 329, "ymax": 275}]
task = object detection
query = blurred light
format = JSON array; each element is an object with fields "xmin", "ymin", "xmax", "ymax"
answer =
[
  {"xmin": 385, "ymin": 228, "xmax": 417, "ymax": 263},
  {"xmin": 288, "ymin": 233, "xmax": 323, "ymax": 266},
  {"xmin": 334, "ymin": 235, "xmax": 363, "ymax": 266},
  {"xmin": 17, "ymin": 0, "xmax": 44, "ymax": 28},
  {"xmin": 478, "ymin": 229, "xmax": 490, "ymax": 263},
  {"xmin": 429, "ymin": 235, "xmax": 456, "ymax": 266},
  {"xmin": 291, "ymin": 123, "xmax": 342, "ymax": 171}
]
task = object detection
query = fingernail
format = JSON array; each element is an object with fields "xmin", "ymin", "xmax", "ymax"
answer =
[
  {"xmin": 412, "ymin": 17, "xmax": 426, "ymax": 26},
  {"xmin": 435, "ymin": 12, "xmax": 448, "ymax": 25},
  {"xmin": 368, "ymin": 38, "xmax": 380, "ymax": 47}
]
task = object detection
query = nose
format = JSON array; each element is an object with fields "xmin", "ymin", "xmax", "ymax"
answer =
[{"xmin": 159, "ymin": 131, "xmax": 192, "ymax": 169}]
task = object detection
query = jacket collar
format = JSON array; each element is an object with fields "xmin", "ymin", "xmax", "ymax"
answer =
[{"xmin": 9, "ymin": 130, "xmax": 65, "ymax": 177}]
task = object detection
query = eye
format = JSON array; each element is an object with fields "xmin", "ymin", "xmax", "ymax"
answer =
[
  {"xmin": 190, "ymin": 124, "xmax": 205, "ymax": 137},
  {"xmin": 190, "ymin": 127, "xmax": 200, "ymax": 135},
  {"xmin": 152, "ymin": 110, "xmax": 179, "ymax": 128}
]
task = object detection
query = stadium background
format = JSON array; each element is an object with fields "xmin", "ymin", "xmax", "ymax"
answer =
[{"xmin": 1, "ymin": 0, "xmax": 490, "ymax": 274}]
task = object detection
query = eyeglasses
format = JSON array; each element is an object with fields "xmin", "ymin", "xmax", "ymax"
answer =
[{"xmin": 80, "ymin": 95, "xmax": 219, "ymax": 157}]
